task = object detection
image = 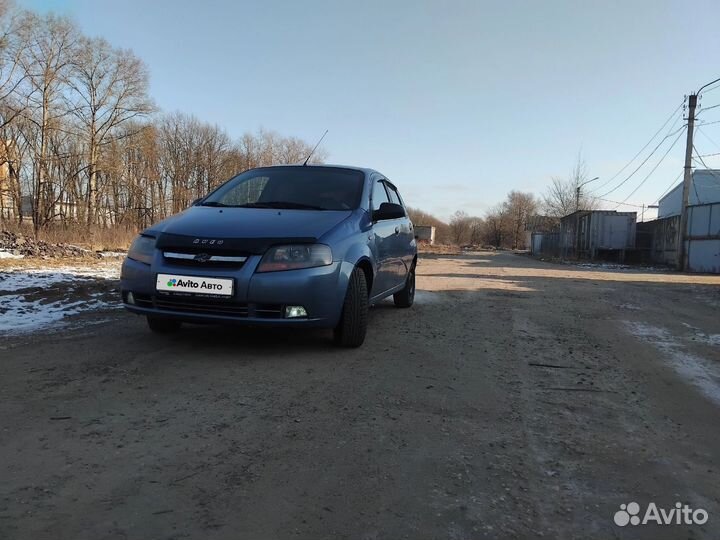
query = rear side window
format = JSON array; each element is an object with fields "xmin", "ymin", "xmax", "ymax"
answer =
[
  {"xmin": 372, "ymin": 180, "xmax": 390, "ymax": 210},
  {"xmin": 385, "ymin": 183, "xmax": 401, "ymax": 206}
]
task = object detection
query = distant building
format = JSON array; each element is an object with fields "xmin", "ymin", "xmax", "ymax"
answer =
[{"xmin": 414, "ymin": 225, "xmax": 436, "ymax": 244}]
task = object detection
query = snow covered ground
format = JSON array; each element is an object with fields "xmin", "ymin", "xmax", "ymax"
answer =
[{"xmin": 0, "ymin": 262, "xmax": 122, "ymax": 335}]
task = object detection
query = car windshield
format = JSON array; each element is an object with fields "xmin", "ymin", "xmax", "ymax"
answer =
[{"xmin": 201, "ymin": 166, "xmax": 364, "ymax": 211}]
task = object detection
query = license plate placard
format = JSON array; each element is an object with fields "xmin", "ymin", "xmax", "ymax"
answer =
[{"xmin": 156, "ymin": 273, "xmax": 233, "ymax": 297}]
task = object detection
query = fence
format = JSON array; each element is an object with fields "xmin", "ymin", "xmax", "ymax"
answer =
[{"xmin": 530, "ymin": 232, "xmax": 560, "ymax": 257}]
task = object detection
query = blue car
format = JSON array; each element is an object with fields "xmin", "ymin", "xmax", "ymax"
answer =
[{"xmin": 120, "ymin": 165, "xmax": 417, "ymax": 347}]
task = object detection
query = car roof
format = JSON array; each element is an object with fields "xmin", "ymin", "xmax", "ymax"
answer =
[{"xmin": 250, "ymin": 163, "xmax": 381, "ymax": 178}]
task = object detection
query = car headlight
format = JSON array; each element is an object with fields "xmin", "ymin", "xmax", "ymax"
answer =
[
  {"xmin": 127, "ymin": 235, "xmax": 156, "ymax": 264},
  {"xmin": 256, "ymin": 244, "xmax": 332, "ymax": 272}
]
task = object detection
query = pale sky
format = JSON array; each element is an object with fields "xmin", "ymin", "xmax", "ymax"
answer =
[{"xmin": 22, "ymin": 0, "xmax": 720, "ymax": 220}]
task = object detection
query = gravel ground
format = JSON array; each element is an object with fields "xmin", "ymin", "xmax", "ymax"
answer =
[{"xmin": 1, "ymin": 251, "xmax": 719, "ymax": 539}]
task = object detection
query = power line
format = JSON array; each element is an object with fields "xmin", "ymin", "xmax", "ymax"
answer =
[
  {"xmin": 691, "ymin": 145, "xmax": 711, "ymax": 203},
  {"xmin": 696, "ymin": 127, "xmax": 720, "ymax": 152},
  {"xmin": 692, "ymin": 143, "xmax": 720, "ymax": 186},
  {"xmin": 598, "ymin": 123, "xmax": 687, "ymax": 198},
  {"xmin": 696, "ymin": 120, "xmax": 720, "ymax": 129},
  {"xmin": 589, "ymin": 100, "xmax": 685, "ymax": 194},
  {"xmin": 697, "ymin": 103, "xmax": 720, "ymax": 116},
  {"xmin": 699, "ymin": 80, "xmax": 720, "ymax": 96},
  {"xmin": 612, "ymin": 127, "xmax": 686, "ymax": 207},
  {"xmin": 595, "ymin": 197, "xmax": 647, "ymax": 208}
]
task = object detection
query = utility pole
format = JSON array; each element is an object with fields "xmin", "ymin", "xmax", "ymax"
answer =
[
  {"xmin": 678, "ymin": 94, "xmax": 697, "ymax": 271},
  {"xmin": 576, "ymin": 176, "xmax": 600, "ymax": 211},
  {"xmin": 678, "ymin": 76, "xmax": 720, "ymax": 271},
  {"xmin": 575, "ymin": 186, "xmax": 581, "ymax": 212}
]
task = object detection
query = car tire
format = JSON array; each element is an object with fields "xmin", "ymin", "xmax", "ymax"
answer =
[
  {"xmin": 393, "ymin": 264, "xmax": 415, "ymax": 308},
  {"xmin": 333, "ymin": 267, "xmax": 369, "ymax": 348},
  {"xmin": 147, "ymin": 316, "xmax": 181, "ymax": 333}
]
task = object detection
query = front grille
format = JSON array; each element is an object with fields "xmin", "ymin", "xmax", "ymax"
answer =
[
  {"xmin": 162, "ymin": 249, "xmax": 249, "ymax": 268},
  {"xmin": 148, "ymin": 294, "xmax": 282, "ymax": 319},
  {"xmin": 128, "ymin": 291, "xmax": 284, "ymax": 319},
  {"xmin": 255, "ymin": 304, "xmax": 284, "ymax": 319},
  {"xmin": 132, "ymin": 293, "xmax": 154, "ymax": 308},
  {"xmin": 154, "ymin": 295, "xmax": 249, "ymax": 317}
]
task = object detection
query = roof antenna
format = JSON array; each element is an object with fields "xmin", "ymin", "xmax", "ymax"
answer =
[{"xmin": 303, "ymin": 129, "xmax": 328, "ymax": 166}]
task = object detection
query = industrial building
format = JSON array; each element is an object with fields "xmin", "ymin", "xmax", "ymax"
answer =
[{"xmin": 638, "ymin": 170, "xmax": 720, "ymax": 273}]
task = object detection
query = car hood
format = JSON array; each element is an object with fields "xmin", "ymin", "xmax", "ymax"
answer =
[{"xmin": 148, "ymin": 207, "xmax": 352, "ymax": 253}]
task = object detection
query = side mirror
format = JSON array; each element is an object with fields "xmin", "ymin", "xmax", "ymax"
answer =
[{"xmin": 373, "ymin": 202, "xmax": 405, "ymax": 221}]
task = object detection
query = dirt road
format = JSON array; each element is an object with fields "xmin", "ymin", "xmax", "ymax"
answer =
[{"xmin": 2, "ymin": 251, "xmax": 719, "ymax": 539}]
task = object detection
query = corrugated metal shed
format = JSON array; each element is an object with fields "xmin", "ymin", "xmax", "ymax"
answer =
[
  {"xmin": 658, "ymin": 170, "xmax": 720, "ymax": 218},
  {"xmin": 559, "ymin": 210, "xmax": 636, "ymax": 261}
]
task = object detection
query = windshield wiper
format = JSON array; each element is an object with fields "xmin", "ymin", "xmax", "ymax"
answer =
[
  {"xmin": 237, "ymin": 201, "xmax": 327, "ymax": 210},
  {"xmin": 200, "ymin": 201, "xmax": 230, "ymax": 207}
]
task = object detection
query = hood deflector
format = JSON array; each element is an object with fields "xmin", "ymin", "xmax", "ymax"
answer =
[{"xmin": 155, "ymin": 233, "xmax": 318, "ymax": 255}]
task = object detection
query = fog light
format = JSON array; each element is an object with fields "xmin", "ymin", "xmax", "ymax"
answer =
[
  {"xmin": 126, "ymin": 291, "xmax": 135, "ymax": 305},
  {"xmin": 285, "ymin": 305, "xmax": 307, "ymax": 318}
]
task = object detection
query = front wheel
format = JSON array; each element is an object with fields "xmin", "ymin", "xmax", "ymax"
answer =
[
  {"xmin": 147, "ymin": 316, "xmax": 181, "ymax": 334},
  {"xmin": 333, "ymin": 267, "xmax": 369, "ymax": 348},
  {"xmin": 393, "ymin": 264, "xmax": 415, "ymax": 308}
]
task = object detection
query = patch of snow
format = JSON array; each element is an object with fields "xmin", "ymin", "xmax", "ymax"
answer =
[
  {"xmin": 66, "ymin": 244, "xmax": 93, "ymax": 253},
  {"xmin": 0, "ymin": 264, "xmax": 120, "ymax": 292},
  {"xmin": 576, "ymin": 262, "xmax": 632, "ymax": 270},
  {"xmin": 0, "ymin": 249, "xmax": 24, "ymax": 260},
  {"xmin": 678, "ymin": 322, "xmax": 720, "ymax": 346},
  {"xmin": 572, "ymin": 262, "xmax": 668, "ymax": 272},
  {"xmin": 624, "ymin": 321, "xmax": 720, "ymax": 406},
  {"xmin": 0, "ymin": 294, "xmax": 120, "ymax": 333},
  {"xmin": 99, "ymin": 251, "xmax": 126, "ymax": 258},
  {"xmin": 691, "ymin": 331, "xmax": 720, "ymax": 347},
  {"xmin": 0, "ymin": 262, "xmax": 121, "ymax": 334}
]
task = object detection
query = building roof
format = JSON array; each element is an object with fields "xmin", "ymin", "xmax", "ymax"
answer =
[{"xmin": 658, "ymin": 169, "xmax": 720, "ymax": 218}]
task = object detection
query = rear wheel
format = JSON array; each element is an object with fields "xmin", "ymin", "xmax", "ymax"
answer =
[
  {"xmin": 147, "ymin": 316, "xmax": 181, "ymax": 334},
  {"xmin": 393, "ymin": 264, "xmax": 415, "ymax": 308},
  {"xmin": 333, "ymin": 267, "xmax": 369, "ymax": 348}
]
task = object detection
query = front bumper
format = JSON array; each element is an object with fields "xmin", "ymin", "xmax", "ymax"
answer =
[{"xmin": 120, "ymin": 255, "xmax": 348, "ymax": 328}]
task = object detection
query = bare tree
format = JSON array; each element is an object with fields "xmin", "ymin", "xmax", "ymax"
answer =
[
  {"xmin": 0, "ymin": 3, "xmax": 326, "ymax": 234},
  {"xmin": 68, "ymin": 37, "xmax": 154, "ymax": 225},
  {"xmin": 468, "ymin": 217, "xmax": 484, "ymax": 245},
  {"xmin": 0, "ymin": 1, "xmax": 32, "ymax": 130},
  {"xmin": 449, "ymin": 210, "xmax": 470, "ymax": 245},
  {"xmin": 484, "ymin": 204, "xmax": 509, "ymax": 248},
  {"xmin": 503, "ymin": 190, "xmax": 537, "ymax": 249},
  {"xmin": 542, "ymin": 154, "xmax": 598, "ymax": 218},
  {"xmin": 16, "ymin": 12, "xmax": 78, "ymax": 231}
]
